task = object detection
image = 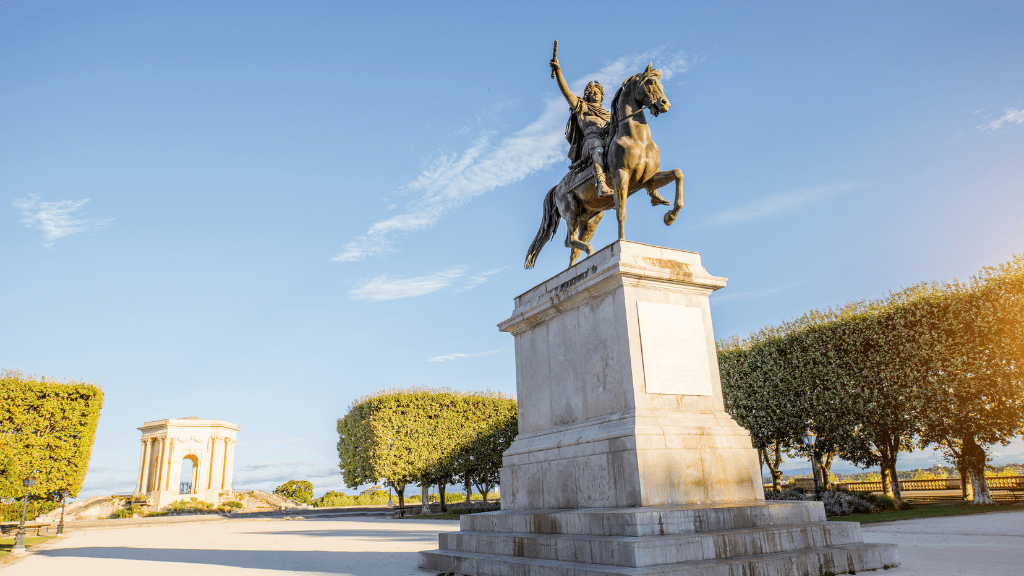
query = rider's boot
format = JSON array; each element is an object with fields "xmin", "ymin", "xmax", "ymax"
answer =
[{"xmin": 595, "ymin": 167, "xmax": 614, "ymax": 200}]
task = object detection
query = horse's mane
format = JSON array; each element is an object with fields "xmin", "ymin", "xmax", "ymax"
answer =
[{"xmin": 605, "ymin": 73, "xmax": 641, "ymax": 153}]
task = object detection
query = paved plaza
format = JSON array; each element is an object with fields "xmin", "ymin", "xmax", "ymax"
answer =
[{"xmin": 2, "ymin": 510, "xmax": 1022, "ymax": 575}]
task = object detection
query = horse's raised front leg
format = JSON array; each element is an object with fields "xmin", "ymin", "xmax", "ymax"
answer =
[
  {"xmin": 612, "ymin": 168, "xmax": 630, "ymax": 240},
  {"xmin": 644, "ymin": 169, "xmax": 684, "ymax": 225}
]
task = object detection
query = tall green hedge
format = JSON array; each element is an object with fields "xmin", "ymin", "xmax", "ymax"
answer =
[
  {"xmin": 719, "ymin": 254, "xmax": 1024, "ymax": 504},
  {"xmin": 0, "ymin": 369, "xmax": 104, "ymax": 504},
  {"xmin": 336, "ymin": 388, "xmax": 516, "ymax": 511}
]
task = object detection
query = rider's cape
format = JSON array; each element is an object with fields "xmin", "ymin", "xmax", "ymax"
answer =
[{"xmin": 565, "ymin": 114, "xmax": 585, "ymax": 167}]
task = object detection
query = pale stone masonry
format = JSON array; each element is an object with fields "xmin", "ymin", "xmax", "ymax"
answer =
[
  {"xmin": 135, "ymin": 417, "xmax": 239, "ymax": 510},
  {"xmin": 419, "ymin": 241, "xmax": 898, "ymax": 575}
]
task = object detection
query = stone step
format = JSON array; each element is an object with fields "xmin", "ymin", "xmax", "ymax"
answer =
[
  {"xmin": 418, "ymin": 541, "xmax": 900, "ymax": 576},
  {"xmin": 460, "ymin": 501, "xmax": 825, "ymax": 537},
  {"xmin": 439, "ymin": 521, "xmax": 862, "ymax": 568}
]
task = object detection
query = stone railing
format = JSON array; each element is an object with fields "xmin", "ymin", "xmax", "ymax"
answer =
[{"xmin": 837, "ymin": 475, "xmax": 1024, "ymax": 493}]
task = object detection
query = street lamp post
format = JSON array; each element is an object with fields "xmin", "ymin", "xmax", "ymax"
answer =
[
  {"xmin": 802, "ymin": 429, "xmax": 822, "ymax": 499},
  {"xmin": 56, "ymin": 490, "xmax": 70, "ymax": 535},
  {"xmin": 12, "ymin": 473, "xmax": 37, "ymax": 552}
]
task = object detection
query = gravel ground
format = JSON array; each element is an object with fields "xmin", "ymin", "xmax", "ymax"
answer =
[
  {"xmin": 0, "ymin": 515, "xmax": 459, "ymax": 576},
  {"xmin": 861, "ymin": 508, "xmax": 1024, "ymax": 576},
  {"xmin": 3, "ymin": 509, "xmax": 1021, "ymax": 575}
]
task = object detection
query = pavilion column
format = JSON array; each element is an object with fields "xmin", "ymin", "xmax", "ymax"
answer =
[
  {"xmin": 192, "ymin": 457, "xmax": 201, "ymax": 494},
  {"xmin": 142, "ymin": 438, "xmax": 155, "ymax": 492},
  {"xmin": 135, "ymin": 439, "xmax": 148, "ymax": 494},
  {"xmin": 156, "ymin": 437, "xmax": 169, "ymax": 492},
  {"xmin": 223, "ymin": 439, "xmax": 236, "ymax": 491},
  {"xmin": 165, "ymin": 438, "xmax": 176, "ymax": 490},
  {"xmin": 209, "ymin": 436, "xmax": 225, "ymax": 490}
]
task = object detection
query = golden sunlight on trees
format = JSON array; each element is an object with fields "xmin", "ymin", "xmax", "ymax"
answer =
[{"xmin": 720, "ymin": 254, "xmax": 1024, "ymax": 505}]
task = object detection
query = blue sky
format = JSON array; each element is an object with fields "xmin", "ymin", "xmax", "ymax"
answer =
[{"xmin": 3, "ymin": 1, "xmax": 1022, "ymax": 499}]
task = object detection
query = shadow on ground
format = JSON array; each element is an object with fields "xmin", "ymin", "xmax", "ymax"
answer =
[
  {"xmin": 241, "ymin": 527, "xmax": 447, "ymax": 541},
  {"xmin": 36, "ymin": 547, "xmax": 426, "ymax": 574}
]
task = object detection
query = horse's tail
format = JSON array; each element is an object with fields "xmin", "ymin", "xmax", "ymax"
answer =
[{"xmin": 524, "ymin": 186, "xmax": 560, "ymax": 269}]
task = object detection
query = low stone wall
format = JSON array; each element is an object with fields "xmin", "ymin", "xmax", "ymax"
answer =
[{"xmin": 824, "ymin": 475, "xmax": 1023, "ymax": 493}]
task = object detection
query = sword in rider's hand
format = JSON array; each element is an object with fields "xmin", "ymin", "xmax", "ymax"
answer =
[{"xmin": 550, "ymin": 40, "xmax": 558, "ymax": 79}]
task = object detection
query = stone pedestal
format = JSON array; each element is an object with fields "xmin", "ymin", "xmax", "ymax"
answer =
[{"xmin": 419, "ymin": 241, "xmax": 898, "ymax": 575}]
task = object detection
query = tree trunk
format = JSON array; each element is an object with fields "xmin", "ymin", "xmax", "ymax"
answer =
[
  {"xmin": 464, "ymin": 473, "xmax": 473, "ymax": 510},
  {"xmin": 958, "ymin": 461, "xmax": 970, "ymax": 501},
  {"xmin": 395, "ymin": 483, "xmax": 406, "ymax": 518},
  {"xmin": 877, "ymin": 435, "xmax": 902, "ymax": 503},
  {"xmin": 964, "ymin": 436, "xmax": 994, "ymax": 505},
  {"xmin": 880, "ymin": 464, "xmax": 895, "ymax": 500},
  {"xmin": 819, "ymin": 451, "xmax": 835, "ymax": 490},
  {"xmin": 439, "ymin": 481, "xmax": 447, "ymax": 513},
  {"xmin": 475, "ymin": 481, "xmax": 493, "ymax": 506},
  {"xmin": 888, "ymin": 460, "xmax": 902, "ymax": 502},
  {"xmin": 759, "ymin": 441, "xmax": 784, "ymax": 491},
  {"xmin": 421, "ymin": 484, "xmax": 431, "ymax": 514}
]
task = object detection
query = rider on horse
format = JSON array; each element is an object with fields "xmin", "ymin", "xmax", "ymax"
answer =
[{"xmin": 550, "ymin": 55, "xmax": 614, "ymax": 200}]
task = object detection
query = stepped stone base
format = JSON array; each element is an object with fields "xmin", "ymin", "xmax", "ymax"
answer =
[{"xmin": 418, "ymin": 501, "xmax": 898, "ymax": 576}]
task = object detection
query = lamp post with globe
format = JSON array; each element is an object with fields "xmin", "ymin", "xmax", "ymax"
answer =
[
  {"xmin": 12, "ymin": 472, "xmax": 37, "ymax": 552},
  {"xmin": 802, "ymin": 429, "xmax": 822, "ymax": 498}
]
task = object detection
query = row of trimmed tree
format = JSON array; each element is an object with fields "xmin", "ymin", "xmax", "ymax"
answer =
[
  {"xmin": 336, "ymin": 387, "xmax": 517, "ymax": 513},
  {"xmin": 718, "ymin": 254, "xmax": 1024, "ymax": 504}
]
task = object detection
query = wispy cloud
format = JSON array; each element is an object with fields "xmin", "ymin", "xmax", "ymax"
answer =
[
  {"xmin": 978, "ymin": 107, "xmax": 1024, "ymax": 131},
  {"xmin": 349, "ymin": 266, "xmax": 468, "ymax": 302},
  {"xmin": 13, "ymin": 194, "xmax": 112, "ymax": 247},
  {"xmin": 709, "ymin": 183, "xmax": 858, "ymax": 226},
  {"xmin": 711, "ymin": 281, "xmax": 805, "ymax": 304},
  {"xmin": 455, "ymin": 267, "xmax": 507, "ymax": 293},
  {"xmin": 428, "ymin": 350, "xmax": 501, "ymax": 362},
  {"xmin": 331, "ymin": 48, "xmax": 696, "ymax": 263}
]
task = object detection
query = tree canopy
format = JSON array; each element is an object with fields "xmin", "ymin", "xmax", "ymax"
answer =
[
  {"xmin": 336, "ymin": 388, "xmax": 517, "ymax": 510},
  {"xmin": 0, "ymin": 369, "xmax": 104, "ymax": 502}
]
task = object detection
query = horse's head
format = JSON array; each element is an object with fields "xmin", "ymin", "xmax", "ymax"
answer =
[{"xmin": 633, "ymin": 62, "xmax": 670, "ymax": 117}]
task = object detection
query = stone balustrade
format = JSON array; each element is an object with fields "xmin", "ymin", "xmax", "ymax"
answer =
[{"xmin": 833, "ymin": 475, "xmax": 1024, "ymax": 493}]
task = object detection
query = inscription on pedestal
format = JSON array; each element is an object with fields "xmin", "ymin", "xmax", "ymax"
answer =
[{"xmin": 637, "ymin": 301, "xmax": 713, "ymax": 396}]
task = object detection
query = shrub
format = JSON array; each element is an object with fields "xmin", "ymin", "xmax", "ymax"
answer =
[
  {"xmin": 274, "ymin": 480, "xmax": 314, "ymax": 505},
  {"xmin": 312, "ymin": 488, "xmax": 391, "ymax": 508},
  {"xmin": 222, "ymin": 500, "xmax": 243, "ymax": 509},
  {"xmin": 109, "ymin": 507, "xmax": 134, "ymax": 519},
  {"xmin": 819, "ymin": 490, "xmax": 876, "ymax": 516},
  {"xmin": 764, "ymin": 487, "xmax": 896, "ymax": 517},
  {"xmin": 164, "ymin": 498, "xmax": 216, "ymax": 514},
  {"xmin": 764, "ymin": 488, "xmax": 810, "ymax": 502}
]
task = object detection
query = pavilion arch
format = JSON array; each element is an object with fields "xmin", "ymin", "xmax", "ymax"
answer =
[{"xmin": 135, "ymin": 417, "xmax": 240, "ymax": 510}]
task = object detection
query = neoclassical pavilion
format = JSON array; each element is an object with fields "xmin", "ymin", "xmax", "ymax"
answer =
[{"xmin": 135, "ymin": 417, "xmax": 239, "ymax": 509}]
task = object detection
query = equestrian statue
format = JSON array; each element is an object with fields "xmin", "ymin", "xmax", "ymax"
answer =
[{"xmin": 525, "ymin": 41, "xmax": 684, "ymax": 269}]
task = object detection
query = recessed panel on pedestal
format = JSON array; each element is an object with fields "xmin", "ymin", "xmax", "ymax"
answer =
[{"xmin": 636, "ymin": 301, "xmax": 713, "ymax": 396}]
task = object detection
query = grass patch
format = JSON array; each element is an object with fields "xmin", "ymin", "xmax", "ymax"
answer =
[
  {"xmin": 0, "ymin": 536, "xmax": 54, "ymax": 557},
  {"xmin": 833, "ymin": 502, "xmax": 1024, "ymax": 523}
]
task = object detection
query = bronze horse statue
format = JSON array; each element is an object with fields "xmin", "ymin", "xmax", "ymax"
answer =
[{"xmin": 525, "ymin": 63, "xmax": 683, "ymax": 269}]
